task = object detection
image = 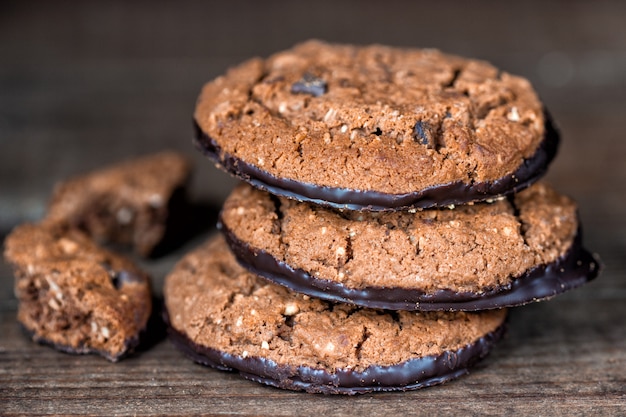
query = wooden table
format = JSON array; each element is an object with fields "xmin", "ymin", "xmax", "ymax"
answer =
[{"xmin": 1, "ymin": 1, "xmax": 624, "ymax": 415}]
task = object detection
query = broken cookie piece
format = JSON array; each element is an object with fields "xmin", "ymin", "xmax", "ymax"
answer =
[
  {"xmin": 3, "ymin": 223, "xmax": 152, "ymax": 361},
  {"xmin": 46, "ymin": 151, "xmax": 192, "ymax": 257}
]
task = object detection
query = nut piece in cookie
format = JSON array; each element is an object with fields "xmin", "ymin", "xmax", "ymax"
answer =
[
  {"xmin": 3, "ymin": 223, "xmax": 152, "ymax": 361},
  {"xmin": 164, "ymin": 235, "xmax": 507, "ymax": 394},
  {"xmin": 46, "ymin": 151, "xmax": 191, "ymax": 257}
]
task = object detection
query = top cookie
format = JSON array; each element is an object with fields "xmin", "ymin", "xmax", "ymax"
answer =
[{"xmin": 194, "ymin": 40, "xmax": 558, "ymax": 211}]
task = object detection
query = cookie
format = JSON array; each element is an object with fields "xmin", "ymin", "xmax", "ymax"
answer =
[
  {"xmin": 3, "ymin": 223, "xmax": 152, "ymax": 361},
  {"xmin": 46, "ymin": 151, "xmax": 191, "ymax": 256},
  {"xmin": 194, "ymin": 40, "xmax": 558, "ymax": 211},
  {"xmin": 164, "ymin": 235, "xmax": 507, "ymax": 394},
  {"xmin": 219, "ymin": 182, "xmax": 599, "ymax": 310}
]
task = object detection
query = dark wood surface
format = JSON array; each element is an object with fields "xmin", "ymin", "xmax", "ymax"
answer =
[{"xmin": 1, "ymin": 1, "xmax": 625, "ymax": 415}]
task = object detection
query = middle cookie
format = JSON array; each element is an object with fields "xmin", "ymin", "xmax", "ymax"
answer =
[{"xmin": 219, "ymin": 182, "xmax": 599, "ymax": 311}]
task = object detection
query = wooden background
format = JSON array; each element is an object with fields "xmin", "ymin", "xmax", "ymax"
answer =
[{"xmin": 1, "ymin": 1, "xmax": 625, "ymax": 415}]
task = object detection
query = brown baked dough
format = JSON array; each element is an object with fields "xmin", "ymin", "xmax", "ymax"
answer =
[{"xmin": 4, "ymin": 223, "xmax": 152, "ymax": 361}]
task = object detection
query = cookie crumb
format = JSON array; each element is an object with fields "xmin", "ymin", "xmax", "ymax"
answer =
[{"xmin": 507, "ymin": 106, "xmax": 520, "ymax": 122}]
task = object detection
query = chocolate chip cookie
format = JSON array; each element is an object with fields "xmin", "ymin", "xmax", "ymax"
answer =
[
  {"xmin": 219, "ymin": 182, "xmax": 599, "ymax": 310},
  {"xmin": 194, "ymin": 40, "xmax": 558, "ymax": 211},
  {"xmin": 164, "ymin": 235, "xmax": 507, "ymax": 394}
]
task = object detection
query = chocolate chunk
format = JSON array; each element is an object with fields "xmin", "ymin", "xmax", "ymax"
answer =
[
  {"xmin": 109, "ymin": 268, "xmax": 144, "ymax": 290},
  {"xmin": 413, "ymin": 120, "xmax": 435, "ymax": 148},
  {"xmin": 101, "ymin": 260, "xmax": 146, "ymax": 289},
  {"xmin": 290, "ymin": 73, "xmax": 327, "ymax": 97}
]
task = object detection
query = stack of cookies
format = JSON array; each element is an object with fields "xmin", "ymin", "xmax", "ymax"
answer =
[{"xmin": 164, "ymin": 41, "xmax": 599, "ymax": 394}]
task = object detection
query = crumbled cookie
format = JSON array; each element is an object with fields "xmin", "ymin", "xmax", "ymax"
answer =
[
  {"xmin": 219, "ymin": 182, "xmax": 599, "ymax": 310},
  {"xmin": 3, "ymin": 223, "xmax": 152, "ymax": 361},
  {"xmin": 46, "ymin": 151, "xmax": 191, "ymax": 256},
  {"xmin": 164, "ymin": 235, "xmax": 507, "ymax": 394},
  {"xmin": 194, "ymin": 40, "xmax": 558, "ymax": 210}
]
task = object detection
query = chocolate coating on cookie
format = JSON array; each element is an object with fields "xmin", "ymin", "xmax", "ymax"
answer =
[
  {"xmin": 3, "ymin": 223, "xmax": 152, "ymax": 361},
  {"xmin": 164, "ymin": 236, "xmax": 507, "ymax": 393},
  {"xmin": 194, "ymin": 40, "xmax": 557, "ymax": 210},
  {"xmin": 167, "ymin": 313, "xmax": 506, "ymax": 394},
  {"xmin": 195, "ymin": 116, "xmax": 557, "ymax": 211},
  {"xmin": 219, "ymin": 183, "xmax": 599, "ymax": 310},
  {"xmin": 291, "ymin": 73, "xmax": 328, "ymax": 97},
  {"xmin": 222, "ymin": 225, "xmax": 597, "ymax": 311}
]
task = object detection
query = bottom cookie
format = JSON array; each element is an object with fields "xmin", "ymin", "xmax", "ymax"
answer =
[{"xmin": 164, "ymin": 235, "xmax": 507, "ymax": 394}]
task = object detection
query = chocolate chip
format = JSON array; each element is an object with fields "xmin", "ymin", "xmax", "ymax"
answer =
[
  {"xmin": 114, "ymin": 270, "xmax": 143, "ymax": 287},
  {"xmin": 413, "ymin": 120, "xmax": 435, "ymax": 147},
  {"xmin": 291, "ymin": 73, "xmax": 327, "ymax": 97},
  {"xmin": 101, "ymin": 262, "xmax": 142, "ymax": 289}
]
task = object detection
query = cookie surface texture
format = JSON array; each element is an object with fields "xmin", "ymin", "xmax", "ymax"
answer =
[
  {"xmin": 3, "ymin": 223, "xmax": 152, "ymax": 361},
  {"xmin": 164, "ymin": 235, "xmax": 506, "ymax": 394},
  {"xmin": 219, "ymin": 182, "xmax": 599, "ymax": 310},
  {"xmin": 194, "ymin": 40, "xmax": 558, "ymax": 210}
]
